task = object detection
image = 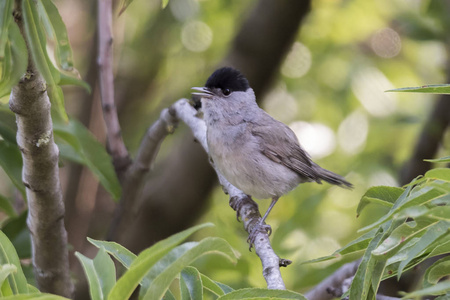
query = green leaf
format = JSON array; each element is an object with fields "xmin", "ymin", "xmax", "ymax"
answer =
[
  {"xmin": 215, "ymin": 281, "xmax": 234, "ymax": 294},
  {"xmin": 162, "ymin": 0, "xmax": 170, "ymax": 9},
  {"xmin": 383, "ymin": 234, "xmax": 450, "ymax": 281},
  {"xmin": 26, "ymin": 284, "xmax": 39, "ymax": 293},
  {"xmin": 36, "ymin": 0, "xmax": 90, "ymax": 93},
  {"xmin": 141, "ymin": 237, "xmax": 237, "ymax": 300},
  {"xmin": 75, "ymin": 247, "xmax": 116, "ymax": 300},
  {"xmin": 396, "ymin": 221, "xmax": 449, "ymax": 278},
  {"xmin": 0, "ymin": 294, "xmax": 70, "ymax": 299},
  {"xmin": 0, "ymin": 194, "xmax": 16, "ymax": 217},
  {"xmin": 359, "ymin": 184, "xmax": 444, "ymax": 233},
  {"xmin": 180, "ymin": 267, "xmax": 203, "ymax": 300},
  {"xmin": 427, "ymin": 206, "xmax": 450, "ymax": 221},
  {"xmin": 53, "ymin": 119, "xmax": 121, "ymax": 200},
  {"xmin": 357, "ymin": 186, "xmax": 404, "ymax": 216},
  {"xmin": 0, "ymin": 0, "xmax": 13, "ymax": 58},
  {"xmin": 0, "ymin": 105, "xmax": 17, "ymax": 145},
  {"xmin": 200, "ymin": 274, "xmax": 231, "ymax": 296},
  {"xmin": 1, "ymin": 211, "xmax": 31, "ymax": 259},
  {"xmin": 164, "ymin": 289, "xmax": 176, "ymax": 300},
  {"xmin": 22, "ymin": 0, "xmax": 67, "ymax": 122},
  {"xmin": 303, "ymin": 227, "xmax": 379, "ymax": 265},
  {"xmin": 425, "ymin": 156, "xmax": 450, "ymax": 163},
  {"xmin": 0, "ymin": 231, "xmax": 28, "ymax": 294},
  {"xmin": 425, "ymin": 256, "xmax": 450, "ymax": 287},
  {"xmin": 373, "ymin": 217, "xmax": 439, "ymax": 256},
  {"xmin": 108, "ymin": 223, "xmax": 214, "ymax": 300},
  {"xmin": 425, "ymin": 168, "xmax": 450, "ymax": 182},
  {"xmin": 22, "ymin": 0, "xmax": 59, "ymax": 85},
  {"xmin": 217, "ymin": 288, "xmax": 307, "ymax": 300},
  {"xmin": 119, "ymin": 0, "xmax": 134, "ymax": 15},
  {"xmin": 37, "ymin": 0, "xmax": 73, "ymax": 71},
  {"xmin": 349, "ymin": 224, "xmax": 390, "ymax": 300},
  {"xmin": 369, "ymin": 260, "xmax": 387, "ymax": 298},
  {"xmin": 0, "ymin": 141, "xmax": 25, "ymax": 197},
  {"xmin": 0, "ymin": 264, "xmax": 17, "ymax": 290},
  {"xmin": 87, "ymin": 238, "xmax": 136, "ymax": 269},
  {"xmin": 387, "ymin": 84, "xmax": 450, "ymax": 94},
  {"xmin": 435, "ymin": 293, "xmax": 450, "ymax": 300},
  {"xmin": 401, "ymin": 281, "xmax": 450, "ymax": 298},
  {"xmin": 59, "ymin": 72, "xmax": 91, "ymax": 93},
  {"xmin": 0, "ymin": 22, "xmax": 28, "ymax": 98}
]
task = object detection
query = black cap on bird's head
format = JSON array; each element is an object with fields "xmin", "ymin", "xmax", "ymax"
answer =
[
  {"xmin": 205, "ymin": 67, "xmax": 249, "ymax": 92},
  {"xmin": 192, "ymin": 67, "xmax": 250, "ymax": 101}
]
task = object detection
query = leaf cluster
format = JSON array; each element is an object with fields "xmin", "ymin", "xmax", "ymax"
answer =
[
  {"xmin": 0, "ymin": 0, "xmax": 121, "ymax": 236},
  {"xmin": 305, "ymin": 159, "xmax": 450, "ymax": 299},
  {"xmin": 0, "ymin": 223, "xmax": 306, "ymax": 300}
]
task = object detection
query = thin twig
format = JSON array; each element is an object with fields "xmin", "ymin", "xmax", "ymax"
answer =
[
  {"xmin": 108, "ymin": 107, "xmax": 178, "ymax": 239},
  {"xmin": 172, "ymin": 99, "xmax": 288, "ymax": 289},
  {"xmin": 97, "ymin": 0, "xmax": 130, "ymax": 176},
  {"xmin": 10, "ymin": 1, "xmax": 73, "ymax": 296}
]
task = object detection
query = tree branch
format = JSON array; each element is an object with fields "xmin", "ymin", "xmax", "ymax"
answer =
[
  {"xmin": 305, "ymin": 260, "xmax": 360, "ymax": 300},
  {"xmin": 108, "ymin": 107, "xmax": 178, "ymax": 239},
  {"xmin": 10, "ymin": 2, "xmax": 73, "ymax": 296},
  {"xmin": 97, "ymin": 0, "xmax": 130, "ymax": 176},
  {"xmin": 172, "ymin": 99, "xmax": 288, "ymax": 289}
]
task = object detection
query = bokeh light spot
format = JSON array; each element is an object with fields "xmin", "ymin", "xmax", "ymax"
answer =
[
  {"xmin": 170, "ymin": 0, "xmax": 199, "ymax": 22},
  {"xmin": 290, "ymin": 121, "xmax": 336, "ymax": 159},
  {"xmin": 371, "ymin": 28, "xmax": 401, "ymax": 58},
  {"xmin": 351, "ymin": 67, "xmax": 397, "ymax": 117},
  {"xmin": 369, "ymin": 170, "xmax": 398, "ymax": 187},
  {"xmin": 263, "ymin": 85, "xmax": 298, "ymax": 124},
  {"xmin": 281, "ymin": 42, "xmax": 312, "ymax": 78},
  {"xmin": 181, "ymin": 21, "xmax": 213, "ymax": 52},
  {"xmin": 338, "ymin": 110, "xmax": 369, "ymax": 155}
]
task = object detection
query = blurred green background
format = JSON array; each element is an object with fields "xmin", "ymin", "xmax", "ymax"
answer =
[{"xmin": 0, "ymin": 0, "xmax": 449, "ymax": 297}]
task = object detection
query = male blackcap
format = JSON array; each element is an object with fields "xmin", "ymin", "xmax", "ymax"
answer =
[{"xmin": 192, "ymin": 67, "xmax": 352, "ymax": 239}]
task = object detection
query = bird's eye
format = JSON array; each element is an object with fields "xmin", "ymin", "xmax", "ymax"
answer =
[{"xmin": 222, "ymin": 88, "xmax": 231, "ymax": 96}]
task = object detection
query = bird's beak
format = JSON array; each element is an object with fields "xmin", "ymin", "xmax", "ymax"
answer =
[{"xmin": 191, "ymin": 87, "xmax": 214, "ymax": 99}]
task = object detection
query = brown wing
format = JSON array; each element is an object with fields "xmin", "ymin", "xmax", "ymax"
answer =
[{"xmin": 249, "ymin": 116, "xmax": 321, "ymax": 183}]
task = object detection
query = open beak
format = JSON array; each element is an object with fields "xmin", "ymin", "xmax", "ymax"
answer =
[{"xmin": 191, "ymin": 87, "xmax": 214, "ymax": 99}]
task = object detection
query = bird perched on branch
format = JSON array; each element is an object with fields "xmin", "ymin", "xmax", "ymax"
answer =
[{"xmin": 192, "ymin": 67, "xmax": 352, "ymax": 241}]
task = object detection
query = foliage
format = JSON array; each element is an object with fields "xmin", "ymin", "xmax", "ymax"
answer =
[
  {"xmin": 0, "ymin": 0, "xmax": 121, "ymax": 211},
  {"xmin": 387, "ymin": 84, "xmax": 450, "ymax": 94},
  {"xmin": 305, "ymin": 159, "xmax": 450, "ymax": 299},
  {"xmin": 1, "ymin": 0, "xmax": 450, "ymax": 299},
  {"xmin": 0, "ymin": 223, "xmax": 306, "ymax": 299}
]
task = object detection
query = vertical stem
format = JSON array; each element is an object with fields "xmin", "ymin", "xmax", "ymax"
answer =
[
  {"xmin": 10, "ymin": 1, "xmax": 73, "ymax": 296},
  {"xmin": 97, "ymin": 0, "xmax": 130, "ymax": 178}
]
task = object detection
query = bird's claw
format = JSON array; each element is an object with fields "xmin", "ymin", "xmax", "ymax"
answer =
[{"xmin": 247, "ymin": 222, "xmax": 272, "ymax": 251}]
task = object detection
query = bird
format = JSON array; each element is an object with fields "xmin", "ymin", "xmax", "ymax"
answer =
[{"xmin": 192, "ymin": 67, "xmax": 352, "ymax": 241}]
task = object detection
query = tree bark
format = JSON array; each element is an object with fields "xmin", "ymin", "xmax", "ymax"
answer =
[
  {"xmin": 97, "ymin": 0, "xmax": 130, "ymax": 178},
  {"xmin": 10, "ymin": 2, "xmax": 73, "ymax": 296}
]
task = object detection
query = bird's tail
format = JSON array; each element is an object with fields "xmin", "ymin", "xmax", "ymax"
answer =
[{"xmin": 314, "ymin": 166, "xmax": 353, "ymax": 189}]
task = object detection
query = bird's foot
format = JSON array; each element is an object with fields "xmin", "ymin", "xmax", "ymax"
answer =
[{"xmin": 247, "ymin": 221, "xmax": 272, "ymax": 251}]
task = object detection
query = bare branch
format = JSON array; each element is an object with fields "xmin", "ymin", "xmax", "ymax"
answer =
[
  {"xmin": 172, "ymin": 99, "xmax": 288, "ymax": 289},
  {"xmin": 108, "ymin": 107, "xmax": 178, "ymax": 239},
  {"xmin": 10, "ymin": 2, "xmax": 73, "ymax": 296},
  {"xmin": 97, "ymin": 0, "xmax": 130, "ymax": 176},
  {"xmin": 305, "ymin": 260, "xmax": 359, "ymax": 300}
]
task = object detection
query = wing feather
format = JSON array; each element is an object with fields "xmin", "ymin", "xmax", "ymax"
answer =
[{"xmin": 249, "ymin": 115, "xmax": 321, "ymax": 182}]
